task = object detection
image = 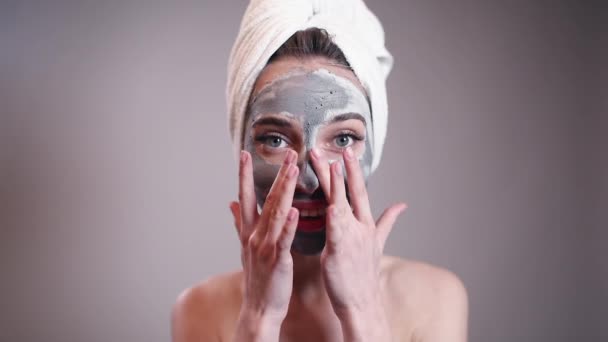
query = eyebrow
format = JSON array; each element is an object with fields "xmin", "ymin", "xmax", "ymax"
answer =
[
  {"xmin": 251, "ymin": 116, "xmax": 294, "ymax": 128},
  {"xmin": 328, "ymin": 113, "xmax": 367, "ymax": 125},
  {"xmin": 251, "ymin": 113, "xmax": 366, "ymax": 128}
]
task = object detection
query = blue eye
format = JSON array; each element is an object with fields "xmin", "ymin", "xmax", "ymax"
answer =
[
  {"xmin": 261, "ymin": 135, "xmax": 287, "ymax": 148},
  {"xmin": 334, "ymin": 134, "xmax": 353, "ymax": 148}
]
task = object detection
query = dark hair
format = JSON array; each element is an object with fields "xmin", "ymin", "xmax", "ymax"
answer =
[{"xmin": 268, "ymin": 28, "xmax": 351, "ymax": 69}]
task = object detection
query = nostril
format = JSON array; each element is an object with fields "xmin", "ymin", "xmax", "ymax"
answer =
[{"xmin": 296, "ymin": 162, "xmax": 320, "ymax": 194}]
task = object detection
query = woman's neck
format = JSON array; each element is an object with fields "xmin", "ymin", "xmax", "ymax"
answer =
[{"xmin": 290, "ymin": 251, "xmax": 326, "ymax": 300}]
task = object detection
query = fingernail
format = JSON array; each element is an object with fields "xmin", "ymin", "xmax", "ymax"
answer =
[
  {"xmin": 287, "ymin": 208, "xmax": 298, "ymax": 221},
  {"xmin": 240, "ymin": 151, "xmax": 247, "ymax": 163},
  {"xmin": 310, "ymin": 148, "xmax": 318, "ymax": 159},
  {"xmin": 344, "ymin": 147, "xmax": 354, "ymax": 160},
  {"xmin": 288, "ymin": 164, "xmax": 298, "ymax": 178},
  {"xmin": 334, "ymin": 162, "xmax": 343, "ymax": 176},
  {"xmin": 284, "ymin": 150, "xmax": 295, "ymax": 165}
]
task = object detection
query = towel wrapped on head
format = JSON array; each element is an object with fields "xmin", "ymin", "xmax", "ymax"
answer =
[{"xmin": 227, "ymin": 0, "xmax": 393, "ymax": 172}]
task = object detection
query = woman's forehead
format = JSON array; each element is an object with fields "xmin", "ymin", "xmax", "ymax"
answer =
[
  {"xmin": 248, "ymin": 69, "xmax": 371, "ymax": 128},
  {"xmin": 247, "ymin": 58, "xmax": 371, "ymax": 125},
  {"xmin": 251, "ymin": 57, "xmax": 367, "ymax": 100}
]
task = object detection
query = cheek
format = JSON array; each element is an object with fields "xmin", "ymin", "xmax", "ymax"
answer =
[
  {"xmin": 244, "ymin": 130, "xmax": 282, "ymax": 201},
  {"xmin": 314, "ymin": 141, "xmax": 372, "ymax": 180},
  {"xmin": 360, "ymin": 139, "xmax": 373, "ymax": 180},
  {"xmin": 250, "ymin": 153, "xmax": 281, "ymax": 203},
  {"xmin": 254, "ymin": 144, "xmax": 290, "ymax": 165}
]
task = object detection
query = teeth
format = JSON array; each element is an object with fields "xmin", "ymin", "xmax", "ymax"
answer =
[{"xmin": 299, "ymin": 208, "xmax": 327, "ymax": 218}]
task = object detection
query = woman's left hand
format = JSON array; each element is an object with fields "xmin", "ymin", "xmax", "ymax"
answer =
[{"xmin": 310, "ymin": 147, "xmax": 407, "ymax": 340}]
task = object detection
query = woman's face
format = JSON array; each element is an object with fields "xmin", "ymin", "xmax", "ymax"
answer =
[{"xmin": 243, "ymin": 57, "xmax": 373, "ymax": 255}]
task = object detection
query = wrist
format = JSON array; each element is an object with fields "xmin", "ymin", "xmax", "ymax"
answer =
[
  {"xmin": 336, "ymin": 300, "xmax": 392, "ymax": 342},
  {"xmin": 233, "ymin": 306, "xmax": 284, "ymax": 342}
]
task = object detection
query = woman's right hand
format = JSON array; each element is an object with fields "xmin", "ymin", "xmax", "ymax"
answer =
[{"xmin": 229, "ymin": 150, "xmax": 300, "ymax": 326}]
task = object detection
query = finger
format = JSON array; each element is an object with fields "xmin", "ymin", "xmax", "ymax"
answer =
[
  {"xmin": 309, "ymin": 148, "xmax": 331, "ymax": 199},
  {"xmin": 342, "ymin": 147, "xmax": 374, "ymax": 224},
  {"xmin": 329, "ymin": 160, "xmax": 348, "ymax": 211},
  {"xmin": 239, "ymin": 151, "xmax": 259, "ymax": 233},
  {"xmin": 324, "ymin": 204, "xmax": 346, "ymax": 252},
  {"xmin": 265, "ymin": 164, "xmax": 299, "ymax": 242},
  {"xmin": 326, "ymin": 162, "xmax": 349, "ymax": 252},
  {"xmin": 259, "ymin": 150, "xmax": 299, "ymax": 240},
  {"xmin": 229, "ymin": 201, "xmax": 241, "ymax": 237},
  {"xmin": 230, "ymin": 201, "xmax": 248, "ymax": 267},
  {"xmin": 376, "ymin": 203, "xmax": 408, "ymax": 248},
  {"xmin": 277, "ymin": 207, "xmax": 299, "ymax": 253}
]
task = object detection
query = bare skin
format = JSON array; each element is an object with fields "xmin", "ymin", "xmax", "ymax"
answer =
[{"xmin": 172, "ymin": 58, "xmax": 468, "ymax": 342}]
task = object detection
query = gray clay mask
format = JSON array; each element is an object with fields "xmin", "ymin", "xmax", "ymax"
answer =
[{"xmin": 243, "ymin": 68, "xmax": 373, "ymax": 255}]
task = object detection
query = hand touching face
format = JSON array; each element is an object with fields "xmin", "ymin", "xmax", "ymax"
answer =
[{"xmin": 243, "ymin": 59, "xmax": 373, "ymax": 255}]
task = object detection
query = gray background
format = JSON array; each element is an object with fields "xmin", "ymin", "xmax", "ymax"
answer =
[{"xmin": 1, "ymin": 1, "xmax": 606, "ymax": 341}]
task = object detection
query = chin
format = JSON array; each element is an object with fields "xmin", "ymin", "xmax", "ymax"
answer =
[{"xmin": 291, "ymin": 229, "xmax": 326, "ymax": 255}]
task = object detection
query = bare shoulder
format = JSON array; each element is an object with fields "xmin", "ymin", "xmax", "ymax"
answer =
[
  {"xmin": 381, "ymin": 255, "xmax": 467, "ymax": 302},
  {"xmin": 171, "ymin": 270, "xmax": 244, "ymax": 342},
  {"xmin": 381, "ymin": 256, "xmax": 468, "ymax": 341}
]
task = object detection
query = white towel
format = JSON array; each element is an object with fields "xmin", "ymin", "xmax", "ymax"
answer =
[{"xmin": 227, "ymin": 0, "xmax": 393, "ymax": 172}]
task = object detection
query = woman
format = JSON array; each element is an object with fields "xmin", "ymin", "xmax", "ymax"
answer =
[{"xmin": 173, "ymin": 1, "xmax": 468, "ymax": 341}]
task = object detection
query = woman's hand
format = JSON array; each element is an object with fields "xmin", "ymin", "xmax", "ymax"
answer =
[
  {"xmin": 229, "ymin": 150, "xmax": 300, "ymax": 340},
  {"xmin": 310, "ymin": 147, "xmax": 407, "ymax": 341}
]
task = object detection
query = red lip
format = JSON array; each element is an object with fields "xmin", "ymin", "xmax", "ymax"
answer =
[
  {"xmin": 292, "ymin": 199, "xmax": 327, "ymax": 209},
  {"xmin": 292, "ymin": 200, "xmax": 327, "ymax": 232},
  {"xmin": 297, "ymin": 216, "xmax": 326, "ymax": 232}
]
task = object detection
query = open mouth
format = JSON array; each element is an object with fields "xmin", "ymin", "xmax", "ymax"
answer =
[{"xmin": 293, "ymin": 200, "xmax": 327, "ymax": 232}]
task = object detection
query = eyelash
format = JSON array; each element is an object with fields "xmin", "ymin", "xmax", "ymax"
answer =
[
  {"xmin": 253, "ymin": 130, "xmax": 365, "ymax": 150},
  {"xmin": 335, "ymin": 130, "xmax": 364, "ymax": 142},
  {"xmin": 254, "ymin": 133, "xmax": 290, "ymax": 148}
]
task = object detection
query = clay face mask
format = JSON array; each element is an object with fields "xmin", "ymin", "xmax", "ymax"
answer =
[{"xmin": 243, "ymin": 68, "xmax": 373, "ymax": 255}]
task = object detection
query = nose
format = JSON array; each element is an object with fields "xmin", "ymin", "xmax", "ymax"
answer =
[{"xmin": 296, "ymin": 158, "xmax": 320, "ymax": 195}]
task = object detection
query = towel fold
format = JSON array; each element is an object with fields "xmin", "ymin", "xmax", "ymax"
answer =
[{"xmin": 227, "ymin": 0, "xmax": 393, "ymax": 172}]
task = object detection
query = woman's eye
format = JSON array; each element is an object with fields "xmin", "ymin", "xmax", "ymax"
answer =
[
  {"xmin": 334, "ymin": 134, "xmax": 354, "ymax": 148},
  {"xmin": 263, "ymin": 136, "xmax": 287, "ymax": 148}
]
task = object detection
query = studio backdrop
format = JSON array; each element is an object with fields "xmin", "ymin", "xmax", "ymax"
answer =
[{"xmin": 1, "ymin": 1, "xmax": 606, "ymax": 341}]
